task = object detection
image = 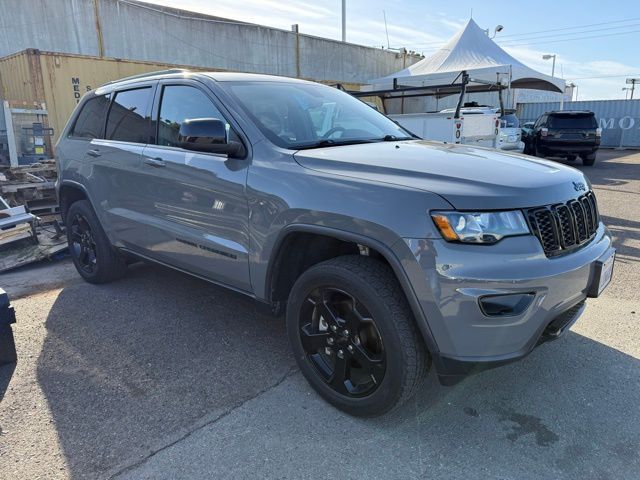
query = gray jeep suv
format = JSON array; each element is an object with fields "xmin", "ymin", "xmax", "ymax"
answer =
[{"xmin": 56, "ymin": 71, "xmax": 615, "ymax": 416}]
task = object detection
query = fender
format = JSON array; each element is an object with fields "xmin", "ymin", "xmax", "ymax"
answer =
[
  {"xmin": 265, "ymin": 223, "xmax": 441, "ymax": 358},
  {"xmin": 57, "ymin": 179, "xmax": 93, "ymax": 220}
]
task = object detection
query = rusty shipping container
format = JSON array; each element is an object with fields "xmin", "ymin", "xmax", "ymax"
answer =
[{"xmin": 0, "ymin": 49, "xmax": 221, "ymax": 146}]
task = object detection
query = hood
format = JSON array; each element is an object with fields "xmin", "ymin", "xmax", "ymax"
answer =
[{"xmin": 293, "ymin": 140, "xmax": 590, "ymax": 210}]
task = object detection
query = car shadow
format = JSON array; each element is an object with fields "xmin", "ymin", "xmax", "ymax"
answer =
[
  {"xmin": 35, "ymin": 263, "xmax": 295, "ymax": 478},
  {"xmin": 600, "ymin": 214, "xmax": 640, "ymax": 265},
  {"xmin": 0, "ymin": 363, "xmax": 16, "ymax": 404},
  {"xmin": 34, "ymin": 262, "xmax": 639, "ymax": 479}
]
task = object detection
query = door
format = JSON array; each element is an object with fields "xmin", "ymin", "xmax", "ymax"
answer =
[
  {"xmin": 89, "ymin": 86, "xmax": 155, "ymax": 250},
  {"xmin": 139, "ymin": 82, "xmax": 251, "ymax": 291}
]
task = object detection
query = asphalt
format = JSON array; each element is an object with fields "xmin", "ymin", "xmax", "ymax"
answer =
[{"xmin": 0, "ymin": 150, "xmax": 638, "ymax": 480}]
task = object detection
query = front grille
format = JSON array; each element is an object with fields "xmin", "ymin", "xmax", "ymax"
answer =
[{"xmin": 526, "ymin": 191, "xmax": 599, "ymax": 257}]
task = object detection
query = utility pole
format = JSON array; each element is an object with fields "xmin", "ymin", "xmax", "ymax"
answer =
[
  {"xmin": 342, "ymin": 0, "xmax": 346, "ymax": 42},
  {"xmin": 383, "ymin": 10, "xmax": 390, "ymax": 49},
  {"xmin": 626, "ymin": 78, "xmax": 639, "ymax": 100}
]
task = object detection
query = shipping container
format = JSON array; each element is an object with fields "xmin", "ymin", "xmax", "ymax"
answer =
[
  {"xmin": 0, "ymin": 49, "xmax": 224, "ymax": 145},
  {"xmin": 0, "ymin": 49, "xmax": 364, "ymax": 150}
]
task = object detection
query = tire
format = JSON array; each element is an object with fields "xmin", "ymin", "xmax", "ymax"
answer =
[
  {"xmin": 582, "ymin": 152, "xmax": 596, "ymax": 166},
  {"xmin": 534, "ymin": 141, "xmax": 545, "ymax": 158},
  {"xmin": 65, "ymin": 200, "xmax": 127, "ymax": 284},
  {"xmin": 566, "ymin": 155, "xmax": 576, "ymax": 161},
  {"xmin": 286, "ymin": 255, "xmax": 430, "ymax": 417}
]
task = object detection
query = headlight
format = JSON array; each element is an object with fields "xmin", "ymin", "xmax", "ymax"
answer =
[{"xmin": 431, "ymin": 210, "xmax": 530, "ymax": 244}]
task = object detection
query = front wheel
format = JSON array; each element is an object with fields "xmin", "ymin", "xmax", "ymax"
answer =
[{"xmin": 286, "ymin": 255, "xmax": 430, "ymax": 417}]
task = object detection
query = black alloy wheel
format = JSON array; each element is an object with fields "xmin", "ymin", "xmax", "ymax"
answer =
[
  {"xmin": 65, "ymin": 199, "xmax": 127, "ymax": 284},
  {"xmin": 69, "ymin": 213, "xmax": 98, "ymax": 274},
  {"xmin": 286, "ymin": 255, "xmax": 429, "ymax": 416},
  {"xmin": 299, "ymin": 286, "xmax": 386, "ymax": 397}
]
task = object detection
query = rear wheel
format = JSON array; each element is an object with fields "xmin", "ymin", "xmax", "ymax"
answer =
[
  {"xmin": 66, "ymin": 200, "xmax": 127, "ymax": 284},
  {"xmin": 286, "ymin": 255, "xmax": 430, "ymax": 417},
  {"xmin": 582, "ymin": 152, "xmax": 596, "ymax": 166}
]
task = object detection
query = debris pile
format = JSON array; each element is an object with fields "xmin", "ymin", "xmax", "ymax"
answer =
[{"xmin": 0, "ymin": 160, "xmax": 67, "ymax": 272}]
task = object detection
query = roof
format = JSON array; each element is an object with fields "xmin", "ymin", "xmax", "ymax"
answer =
[
  {"xmin": 547, "ymin": 110, "xmax": 594, "ymax": 114},
  {"xmin": 368, "ymin": 19, "xmax": 564, "ymax": 94},
  {"xmin": 95, "ymin": 70, "xmax": 313, "ymax": 94}
]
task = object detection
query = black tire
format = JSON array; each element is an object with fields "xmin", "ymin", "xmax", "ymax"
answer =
[
  {"xmin": 534, "ymin": 141, "xmax": 545, "ymax": 158},
  {"xmin": 566, "ymin": 154, "xmax": 576, "ymax": 161},
  {"xmin": 286, "ymin": 255, "xmax": 430, "ymax": 417},
  {"xmin": 66, "ymin": 200, "xmax": 127, "ymax": 284},
  {"xmin": 582, "ymin": 152, "xmax": 596, "ymax": 166}
]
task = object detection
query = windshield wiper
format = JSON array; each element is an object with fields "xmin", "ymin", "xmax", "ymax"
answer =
[
  {"xmin": 380, "ymin": 134, "xmax": 415, "ymax": 141},
  {"xmin": 294, "ymin": 138, "xmax": 380, "ymax": 150}
]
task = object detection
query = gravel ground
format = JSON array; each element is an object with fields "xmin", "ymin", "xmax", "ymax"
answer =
[{"xmin": 0, "ymin": 149, "xmax": 638, "ymax": 480}]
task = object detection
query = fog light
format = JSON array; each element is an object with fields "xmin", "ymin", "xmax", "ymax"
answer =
[{"xmin": 479, "ymin": 293, "xmax": 534, "ymax": 317}]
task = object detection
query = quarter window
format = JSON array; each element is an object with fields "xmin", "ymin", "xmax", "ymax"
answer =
[
  {"xmin": 106, "ymin": 87, "xmax": 152, "ymax": 143},
  {"xmin": 69, "ymin": 94, "xmax": 110, "ymax": 139},
  {"xmin": 157, "ymin": 85, "xmax": 227, "ymax": 148}
]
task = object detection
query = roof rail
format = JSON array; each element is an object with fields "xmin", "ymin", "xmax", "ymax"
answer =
[{"xmin": 100, "ymin": 68, "xmax": 190, "ymax": 86}]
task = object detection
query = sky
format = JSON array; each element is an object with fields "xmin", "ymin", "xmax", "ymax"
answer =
[{"xmin": 145, "ymin": 0, "xmax": 640, "ymax": 100}]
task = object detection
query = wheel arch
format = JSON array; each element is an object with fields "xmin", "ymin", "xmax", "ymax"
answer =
[
  {"xmin": 58, "ymin": 180, "xmax": 91, "ymax": 221},
  {"xmin": 265, "ymin": 224, "xmax": 440, "ymax": 357}
]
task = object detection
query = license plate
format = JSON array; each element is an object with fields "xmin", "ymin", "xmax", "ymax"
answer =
[
  {"xmin": 508, "ymin": 135, "xmax": 517, "ymax": 142},
  {"xmin": 588, "ymin": 250, "xmax": 615, "ymax": 297}
]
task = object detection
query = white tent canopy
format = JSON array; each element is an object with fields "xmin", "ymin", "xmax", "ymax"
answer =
[{"xmin": 368, "ymin": 19, "xmax": 564, "ymax": 94}]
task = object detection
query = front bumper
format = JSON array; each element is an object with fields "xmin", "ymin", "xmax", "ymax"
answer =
[{"xmin": 395, "ymin": 224, "xmax": 613, "ymax": 385}]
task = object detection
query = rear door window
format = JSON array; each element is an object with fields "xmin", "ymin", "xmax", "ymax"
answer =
[
  {"xmin": 69, "ymin": 94, "xmax": 110, "ymax": 139},
  {"xmin": 106, "ymin": 87, "xmax": 152, "ymax": 143},
  {"xmin": 549, "ymin": 114, "xmax": 596, "ymax": 129}
]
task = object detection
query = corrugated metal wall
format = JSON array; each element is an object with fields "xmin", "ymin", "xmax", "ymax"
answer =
[
  {"xmin": 0, "ymin": 0, "xmax": 421, "ymax": 84},
  {"xmin": 517, "ymin": 100, "xmax": 640, "ymax": 148}
]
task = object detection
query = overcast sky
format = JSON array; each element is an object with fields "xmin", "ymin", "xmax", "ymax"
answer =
[{"xmin": 145, "ymin": 0, "xmax": 640, "ymax": 100}]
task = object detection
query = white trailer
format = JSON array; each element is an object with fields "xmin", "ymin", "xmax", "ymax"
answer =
[{"xmin": 389, "ymin": 111, "xmax": 499, "ymax": 148}]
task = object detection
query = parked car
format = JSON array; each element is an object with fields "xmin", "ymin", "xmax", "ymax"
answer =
[
  {"xmin": 496, "ymin": 110, "xmax": 522, "ymax": 150},
  {"xmin": 522, "ymin": 111, "xmax": 601, "ymax": 165},
  {"xmin": 56, "ymin": 71, "xmax": 615, "ymax": 417}
]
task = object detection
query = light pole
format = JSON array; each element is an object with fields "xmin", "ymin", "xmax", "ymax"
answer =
[
  {"xmin": 341, "ymin": 0, "xmax": 346, "ymax": 42},
  {"xmin": 490, "ymin": 25, "xmax": 504, "ymax": 39},
  {"xmin": 622, "ymin": 87, "xmax": 632, "ymax": 100},
  {"xmin": 566, "ymin": 82, "xmax": 576, "ymax": 101},
  {"xmin": 626, "ymin": 78, "xmax": 639, "ymax": 100},
  {"xmin": 542, "ymin": 54, "xmax": 556, "ymax": 77}
]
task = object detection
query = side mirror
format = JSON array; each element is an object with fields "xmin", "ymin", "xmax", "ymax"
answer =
[{"xmin": 178, "ymin": 118, "xmax": 243, "ymax": 157}]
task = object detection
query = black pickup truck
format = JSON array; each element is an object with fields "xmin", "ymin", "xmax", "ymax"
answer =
[{"xmin": 522, "ymin": 111, "xmax": 601, "ymax": 166}]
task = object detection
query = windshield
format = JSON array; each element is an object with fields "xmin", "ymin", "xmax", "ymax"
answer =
[
  {"xmin": 549, "ymin": 114, "xmax": 596, "ymax": 129},
  {"xmin": 223, "ymin": 81, "xmax": 413, "ymax": 149},
  {"xmin": 500, "ymin": 114, "xmax": 520, "ymax": 128}
]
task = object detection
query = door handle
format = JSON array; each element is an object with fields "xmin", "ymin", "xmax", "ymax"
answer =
[
  {"xmin": 87, "ymin": 149, "xmax": 101, "ymax": 158},
  {"xmin": 144, "ymin": 157, "xmax": 166, "ymax": 168}
]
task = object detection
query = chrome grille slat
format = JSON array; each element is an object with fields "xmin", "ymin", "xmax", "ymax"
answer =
[{"xmin": 527, "ymin": 191, "xmax": 599, "ymax": 257}]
